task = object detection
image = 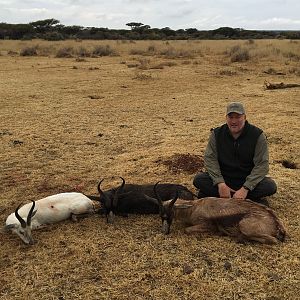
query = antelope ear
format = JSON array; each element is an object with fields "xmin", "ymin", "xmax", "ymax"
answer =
[
  {"xmin": 3, "ymin": 224, "xmax": 18, "ymax": 231},
  {"xmin": 175, "ymin": 204, "xmax": 193, "ymax": 209}
]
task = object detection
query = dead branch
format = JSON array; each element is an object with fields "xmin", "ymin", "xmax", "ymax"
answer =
[{"xmin": 264, "ymin": 81, "xmax": 300, "ymax": 90}]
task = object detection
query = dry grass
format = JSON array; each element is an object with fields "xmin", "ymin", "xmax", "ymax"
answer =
[{"xmin": 0, "ymin": 39, "xmax": 299, "ymax": 300}]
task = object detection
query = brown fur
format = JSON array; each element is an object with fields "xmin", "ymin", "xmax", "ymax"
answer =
[{"xmin": 166, "ymin": 197, "xmax": 286, "ymax": 244}]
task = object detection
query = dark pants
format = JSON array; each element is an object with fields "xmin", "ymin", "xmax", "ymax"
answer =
[{"xmin": 193, "ymin": 172, "xmax": 277, "ymax": 201}]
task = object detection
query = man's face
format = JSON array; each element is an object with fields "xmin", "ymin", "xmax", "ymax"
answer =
[{"xmin": 226, "ymin": 112, "xmax": 246, "ymax": 136}]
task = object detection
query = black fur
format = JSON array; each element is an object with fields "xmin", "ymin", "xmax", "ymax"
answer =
[{"xmin": 96, "ymin": 178, "xmax": 196, "ymax": 222}]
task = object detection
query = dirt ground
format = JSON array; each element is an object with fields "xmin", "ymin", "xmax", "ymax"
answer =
[{"xmin": 0, "ymin": 39, "xmax": 299, "ymax": 300}]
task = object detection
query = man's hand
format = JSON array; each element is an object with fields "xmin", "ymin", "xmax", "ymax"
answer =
[
  {"xmin": 218, "ymin": 182, "xmax": 235, "ymax": 198},
  {"xmin": 232, "ymin": 187, "xmax": 249, "ymax": 200}
]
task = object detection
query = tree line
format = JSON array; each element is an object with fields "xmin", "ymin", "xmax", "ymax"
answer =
[{"xmin": 0, "ymin": 18, "xmax": 299, "ymax": 40}]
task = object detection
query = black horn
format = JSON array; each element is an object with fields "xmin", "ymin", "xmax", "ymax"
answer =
[
  {"xmin": 97, "ymin": 179, "xmax": 111, "ymax": 203},
  {"xmin": 27, "ymin": 201, "xmax": 36, "ymax": 226},
  {"xmin": 169, "ymin": 190, "xmax": 179, "ymax": 209},
  {"xmin": 113, "ymin": 177, "xmax": 126, "ymax": 207},
  {"xmin": 15, "ymin": 204, "xmax": 26, "ymax": 228},
  {"xmin": 153, "ymin": 181, "xmax": 163, "ymax": 208}
]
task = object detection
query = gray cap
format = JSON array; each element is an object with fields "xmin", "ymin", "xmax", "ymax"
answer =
[{"xmin": 226, "ymin": 102, "xmax": 245, "ymax": 115}]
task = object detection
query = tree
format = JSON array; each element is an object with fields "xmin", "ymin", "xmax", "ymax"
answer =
[
  {"xmin": 29, "ymin": 18, "xmax": 60, "ymax": 33},
  {"xmin": 126, "ymin": 22, "xmax": 144, "ymax": 30}
]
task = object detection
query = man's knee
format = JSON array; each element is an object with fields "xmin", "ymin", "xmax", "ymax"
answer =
[
  {"xmin": 264, "ymin": 177, "xmax": 277, "ymax": 195},
  {"xmin": 193, "ymin": 173, "xmax": 202, "ymax": 188},
  {"xmin": 251, "ymin": 177, "xmax": 277, "ymax": 199},
  {"xmin": 193, "ymin": 172, "xmax": 211, "ymax": 189}
]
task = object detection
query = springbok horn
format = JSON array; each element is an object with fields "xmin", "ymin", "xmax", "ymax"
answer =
[
  {"xmin": 15, "ymin": 204, "xmax": 26, "ymax": 228},
  {"xmin": 97, "ymin": 179, "xmax": 106, "ymax": 196},
  {"xmin": 97, "ymin": 179, "xmax": 111, "ymax": 199},
  {"xmin": 113, "ymin": 177, "xmax": 126, "ymax": 207},
  {"xmin": 153, "ymin": 181, "xmax": 163, "ymax": 209},
  {"xmin": 27, "ymin": 201, "xmax": 36, "ymax": 226},
  {"xmin": 169, "ymin": 190, "xmax": 179, "ymax": 209}
]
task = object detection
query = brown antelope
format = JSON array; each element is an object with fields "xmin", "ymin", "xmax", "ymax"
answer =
[{"xmin": 146, "ymin": 183, "xmax": 286, "ymax": 244}]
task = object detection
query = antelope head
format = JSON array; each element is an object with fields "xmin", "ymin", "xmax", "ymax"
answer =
[
  {"xmin": 97, "ymin": 177, "xmax": 126, "ymax": 223},
  {"xmin": 4, "ymin": 201, "xmax": 37, "ymax": 244},
  {"xmin": 145, "ymin": 182, "xmax": 178, "ymax": 234}
]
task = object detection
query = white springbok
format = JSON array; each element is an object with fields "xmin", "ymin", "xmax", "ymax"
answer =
[{"xmin": 3, "ymin": 192, "xmax": 101, "ymax": 245}]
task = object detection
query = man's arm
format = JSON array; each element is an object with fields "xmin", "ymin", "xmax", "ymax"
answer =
[
  {"xmin": 204, "ymin": 132, "xmax": 235, "ymax": 198},
  {"xmin": 243, "ymin": 133, "xmax": 269, "ymax": 191},
  {"xmin": 204, "ymin": 132, "xmax": 224, "ymax": 185}
]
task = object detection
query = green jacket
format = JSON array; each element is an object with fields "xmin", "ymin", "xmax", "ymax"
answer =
[{"xmin": 204, "ymin": 122, "xmax": 269, "ymax": 191}]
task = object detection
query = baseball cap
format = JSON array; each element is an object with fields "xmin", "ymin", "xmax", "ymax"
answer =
[{"xmin": 226, "ymin": 102, "xmax": 245, "ymax": 115}]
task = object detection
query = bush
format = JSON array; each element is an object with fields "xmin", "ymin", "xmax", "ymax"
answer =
[
  {"xmin": 228, "ymin": 46, "xmax": 250, "ymax": 62},
  {"xmin": 56, "ymin": 47, "xmax": 74, "ymax": 58},
  {"xmin": 76, "ymin": 46, "xmax": 91, "ymax": 57},
  {"xmin": 284, "ymin": 51, "xmax": 300, "ymax": 61},
  {"xmin": 138, "ymin": 58, "xmax": 150, "ymax": 70},
  {"xmin": 129, "ymin": 48, "xmax": 146, "ymax": 55},
  {"xmin": 92, "ymin": 45, "xmax": 118, "ymax": 56},
  {"xmin": 20, "ymin": 46, "xmax": 38, "ymax": 56},
  {"xmin": 159, "ymin": 47, "xmax": 195, "ymax": 59}
]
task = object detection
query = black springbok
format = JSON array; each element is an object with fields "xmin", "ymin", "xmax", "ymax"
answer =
[{"xmin": 97, "ymin": 177, "xmax": 197, "ymax": 223}]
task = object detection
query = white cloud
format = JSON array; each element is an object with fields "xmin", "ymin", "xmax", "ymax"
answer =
[{"xmin": 261, "ymin": 17, "xmax": 300, "ymax": 26}]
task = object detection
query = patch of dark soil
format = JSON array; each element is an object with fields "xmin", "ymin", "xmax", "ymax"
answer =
[
  {"xmin": 277, "ymin": 159, "xmax": 298, "ymax": 169},
  {"xmin": 157, "ymin": 153, "xmax": 204, "ymax": 174}
]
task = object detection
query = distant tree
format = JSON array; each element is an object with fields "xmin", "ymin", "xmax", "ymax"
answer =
[
  {"xmin": 212, "ymin": 27, "xmax": 239, "ymax": 38},
  {"xmin": 185, "ymin": 28, "xmax": 198, "ymax": 34},
  {"xmin": 61, "ymin": 25, "xmax": 83, "ymax": 36},
  {"xmin": 0, "ymin": 23, "xmax": 34, "ymax": 39},
  {"xmin": 161, "ymin": 27, "xmax": 175, "ymax": 37},
  {"xmin": 30, "ymin": 18, "xmax": 60, "ymax": 33},
  {"xmin": 126, "ymin": 22, "xmax": 144, "ymax": 30},
  {"xmin": 133, "ymin": 24, "xmax": 151, "ymax": 34}
]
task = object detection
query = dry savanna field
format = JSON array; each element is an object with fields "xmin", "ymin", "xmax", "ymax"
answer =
[{"xmin": 0, "ymin": 39, "xmax": 300, "ymax": 300}]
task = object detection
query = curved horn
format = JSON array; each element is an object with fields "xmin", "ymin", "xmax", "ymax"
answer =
[
  {"xmin": 15, "ymin": 204, "xmax": 26, "ymax": 228},
  {"xmin": 97, "ymin": 178, "xmax": 112, "ymax": 206},
  {"xmin": 169, "ymin": 190, "xmax": 179, "ymax": 209},
  {"xmin": 97, "ymin": 179, "xmax": 106, "ymax": 196},
  {"xmin": 27, "ymin": 201, "xmax": 36, "ymax": 226},
  {"xmin": 113, "ymin": 177, "xmax": 126, "ymax": 207},
  {"xmin": 153, "ymin": 181, "xmax": 163, "ymax": 208}
]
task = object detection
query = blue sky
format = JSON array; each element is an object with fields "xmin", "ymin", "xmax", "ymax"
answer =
[{"xmin": 0, "ymin": 0, "xmax": 299, "ymax": 30}]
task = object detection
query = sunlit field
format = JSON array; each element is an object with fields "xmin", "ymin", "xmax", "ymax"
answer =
[{"xmin": 0, "ymin": 39, "xmax": 299, "ymax": 300}]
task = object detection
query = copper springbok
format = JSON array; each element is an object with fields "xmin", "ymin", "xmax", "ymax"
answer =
[
  {"xmin": 3, "ymin": 192, "xmax": 101, "ymax": 245},
  {"xmin": 146, "ymin": 183, "xmax": 286, "ymax": 244}
]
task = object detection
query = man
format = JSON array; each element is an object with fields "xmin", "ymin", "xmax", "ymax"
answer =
[{"xmin": 193, "ymin": 102, "xmax": 277, "ymax": 204}]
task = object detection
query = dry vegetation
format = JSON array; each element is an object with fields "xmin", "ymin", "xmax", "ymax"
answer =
[{"xmin": 0, "ymin": 39, "xmax": 299, "ymax": 300}]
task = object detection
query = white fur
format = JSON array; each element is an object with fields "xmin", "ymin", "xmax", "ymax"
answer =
[{"xmin": 5, "ymin": 192, "xmax": 97, "ymax": 244}]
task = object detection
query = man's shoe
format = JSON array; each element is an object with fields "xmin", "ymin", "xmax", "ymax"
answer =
[
  {"xmin": 197, "ymin": 190, "xmax": 206, "ymax": 199},
  {"xmin": 255, "ymin": 198, "xmax": 270, "ymax": 207}
]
